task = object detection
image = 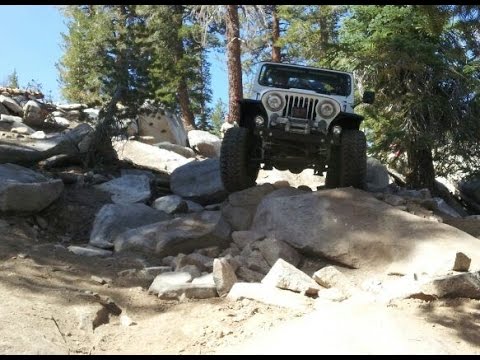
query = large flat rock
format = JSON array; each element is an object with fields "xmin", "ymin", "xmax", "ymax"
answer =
[
  {"xmin": 114, "ymin": 210, "xmax": 231, "ymax": 256},
  {"xmin": 112, "ymin": 139, "xmax": 193, "ymax": 175},
  {"xmin": 89, "ymin": 203, "xmax": 171, "ymax": 249},
  {"xmin": 0, "ymin": 163, "xmax": 64, "ymax": 212},
  {"xmin": 227, "ymin": 282, "xmax": 314, "ymax": 311},
  {"xmin": 187, "ymin": 129, "xmax": 221, "ymax": 158},
  {"xmin": 95, "ymin": 174, "xmax": 151, "ymax": 204},
  {"xmin": 170, "ymin": 158, "xmax": 228, "ymax": 206},
  {"xmin": 251, "ymin": 187, "xmax": 480, "ymax": 277},
  {"xmin": 0, "ymin": 123, "xmax": 93, "ymax": 164}
]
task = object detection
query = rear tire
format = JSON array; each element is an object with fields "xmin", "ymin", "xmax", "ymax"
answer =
[{"xmin": 220, "ymin": 127, "xmax": 260, "ymax": 192}]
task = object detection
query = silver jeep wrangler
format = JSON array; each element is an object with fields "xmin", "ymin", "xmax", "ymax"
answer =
[{"xmin": 220, "ymin": 61, "xmax": 374, "ymax": 192}]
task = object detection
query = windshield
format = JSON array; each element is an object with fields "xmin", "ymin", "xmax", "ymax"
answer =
[{"xmin": 258, "ymin": 64, "xmax": 352, "ymax": 97}]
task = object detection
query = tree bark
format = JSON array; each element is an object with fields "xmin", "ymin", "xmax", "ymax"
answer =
[
  {"xmin": 177, "ymin": 78, "xmax": 196, "ymax": 130},
  {"xmin": 405, "ymin": 135, "xmax": 436, "ymax": 192},
  {"xmin": 173, "ymin": 5, "xmax": 196, "ymax": 130},
  {"xmin": 271, "ymin": 5, "xmax": 281, "ymax": 62},
  {"xmin": 226, "ymin": 5, "xmax": 243, "ymax": 123}
]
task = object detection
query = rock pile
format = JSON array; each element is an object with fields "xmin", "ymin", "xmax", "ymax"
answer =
[
  {"xmin": 1, "ymin": 85, "xmax": 479, "ymax": 313},
  {"xmin": 69, "ymin": 181, "xmax": 480, "ymax": 309}
]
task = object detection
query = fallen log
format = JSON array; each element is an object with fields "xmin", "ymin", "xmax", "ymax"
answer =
[{"xmin": 387, "ymin": 166, "xmax": 406, "ymax": 187}]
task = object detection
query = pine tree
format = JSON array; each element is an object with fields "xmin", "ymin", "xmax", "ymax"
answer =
[
  {"xmin": 6, "ymin": 69, "xmax": 19, "ymax": 88},
  {"xmin": 58, "ymin": 5, "xmax": 151, "ymax": 109},
  {"xmin": 332, "ymin": 5, "xmax": 480, "ymax": 189}
]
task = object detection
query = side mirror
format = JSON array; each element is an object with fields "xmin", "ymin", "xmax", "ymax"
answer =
[{"xmin": 362, "ymin": 91, "xmax": 375, "ymax": 104}]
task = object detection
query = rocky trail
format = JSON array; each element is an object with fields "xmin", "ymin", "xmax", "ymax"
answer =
[{"xmin": 1, "ymin": 89, "xmax": 480, "ymax": 354}]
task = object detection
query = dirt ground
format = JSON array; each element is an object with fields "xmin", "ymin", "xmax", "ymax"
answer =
[{"xmin": 1, "ymin": 181, "xmax": 480, "ymax": 355}]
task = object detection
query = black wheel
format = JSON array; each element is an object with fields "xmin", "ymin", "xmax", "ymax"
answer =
[
  {"xmin": 220, "ymin": 127, "xmax": 260, "ymax": 192},
  {"xmin": 339, "ymin": 129, "xmax": 367, "ymax": 189},
  {"xmin": 325, "ymin": 145, "xmax": 340, "ymax": 188}
]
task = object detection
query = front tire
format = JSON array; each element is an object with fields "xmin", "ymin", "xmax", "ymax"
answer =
[
  {"xmin": 339, "ymin": 129, "xmax": 367, "ymax": 189},
  {"xmin": 220, "ymin": 127, "xmax": 260, "ymax": 192}
]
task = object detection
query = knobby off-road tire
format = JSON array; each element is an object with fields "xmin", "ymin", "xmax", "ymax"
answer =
[
  {"xmin": 339, "ymin": 129, "xmax": 367, "ymax": 189},
  {"xmin": 325, "ymin": 130, "xmax": 367, "ymax": 189},
  {"xmin": 220, "ymin": 127, "xmax": 260, "ymax": 193}
]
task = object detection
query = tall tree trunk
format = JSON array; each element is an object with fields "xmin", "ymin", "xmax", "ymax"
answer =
[
  {"xmin": 271, "ymin": 5, "xmax": 281, "ymax": 62},
  {"xmin": 226, "ymin": 5, "xmax": 243, "ymax": 123},
  {"xmin": 198, "ymin": 52, "xmax": 208, "ymax": 130},
  {"xmin": 405, "ymin": 135, "xmax": 436, "ymax": 192},
  {"xmin": 173, "ymin": 5, "xmax": 196, "ymax": 130},
  {"xmin": 177, "ymin": 79, "xmax": 196, "ymax": 130}
]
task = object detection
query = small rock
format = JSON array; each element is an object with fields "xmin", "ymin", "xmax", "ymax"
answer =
[
  {"xmin": 245, "ymin": 250, "xmax": 271, "ymax": 275},
  {"xmin": 452, "ymin": 252, "xmax": 471, "ymax": 272},
  {"xmin": 297, "ymin": 185, "xmax": 312, "ymax": 192},
  {"xmin": 35, "ymin": 215, "xmax": 48, "ymax": 229},
  {"xmin": 0, "ymin": 95, "xmax": 23, "ymax": 115},
  {"xmin": 223, "ymin": 254, "xmax": 241, "ymax": 272},
  {"xmin": 219, "ymin": 245, "xmax": 241, "ymax": 258},
  {"xmin": 120, "ymin": 314, "xmax": 136, "ymax": 327},
  {"xmin": 313, "ymin": 266, "xmax": 354, "ymax": 290},
  {"xmin": 161, "ymin": 256, "xmax": 176, "ymax": 267},
  {"xmin": 53, "ymin": 116, "xmax": 70, "ymax": 128},
  {"xmin": 227, "ymin": 282, "xmax": 314, "ymax": 310},
  {"xmin": 175, "ymin": 253, "xmax": 213, "ymax": 272},
  {"xmin": 68, "ymin": 246, "xmax": 113, "ymax": 258},
  {"xmin": 262, "ymin": 258, "xmax": 322, "ymax": 296},
  {"xmin": 75, "ymin": 303, "xmax": 104, "ymax": 332},
  {"xmin": 57, "ymin": 103, "xmax": 87, "ymax": 111},
  {"xmin": 148, "ymin": 272, "xmax": 193, "ymax": 295},
  {"xmin": 153, "ymin": 195, "xmax": 188, "ymax": 214},
  {"xmin": 95, "ymin": 175, "xmax": 151, "ymax": 204},
  {"xmin": 196, "ymin": 246, "xmax": 221, "ymax": 258},
  {"xmin": 407, "ymin": 271, "xmax": 480, "ymax": 300},
  {"xmin": 91, "ymin": 275, "xmax": 111, "ymax": 285},
  {"xmin": 192, "ymin": 273, "xmax": 215, "ymax": 286},
  {"xmin": 236, "ymin": 266, "xmax": 265, "ymax": 283},
  {"xmin": 177, "ymin": 264, "xmax": 202, "ymax": 279},
  {"xmin": 313, "ymin": 266, "xmax": 357, "ymax": 298},
  {"xmin": 213, "ymin": 258, "xmax": 238, "ymax": 296},
  {"xmin": 139, "ymin": 266, "xmax": 172, "ymax": 279},
  {"xmin": 185, "ymin": 200, "xmax": 204, "ymax": 213},
  {"xmin": 256, "ymin": 237, "xmax": 301, "ymax": 267},
  {"xmin": 157, "ymin": 283, "xmax": 218, "ymax": 300},
  {"xmin": 231, "ymin": 230, "xmax": 265, "ymax": 250}
]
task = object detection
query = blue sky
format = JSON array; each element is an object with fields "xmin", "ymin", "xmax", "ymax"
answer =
[{"xmin": 0, "ymin": 5, "xmax": 229, "ymax": 106}]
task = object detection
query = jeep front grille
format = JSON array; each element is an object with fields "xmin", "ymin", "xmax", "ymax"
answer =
[{"xmin": 282, "ymin": 94, "xmax": 319, "ymax": 121}]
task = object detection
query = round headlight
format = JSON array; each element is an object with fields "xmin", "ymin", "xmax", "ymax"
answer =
[
  {"xmin": 317, "ymin": 100, "xmax": 338, "ymax": 119},
  {"xmin": 266, "ymin": 93, "xmax": 284, "ymax": 112}
]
